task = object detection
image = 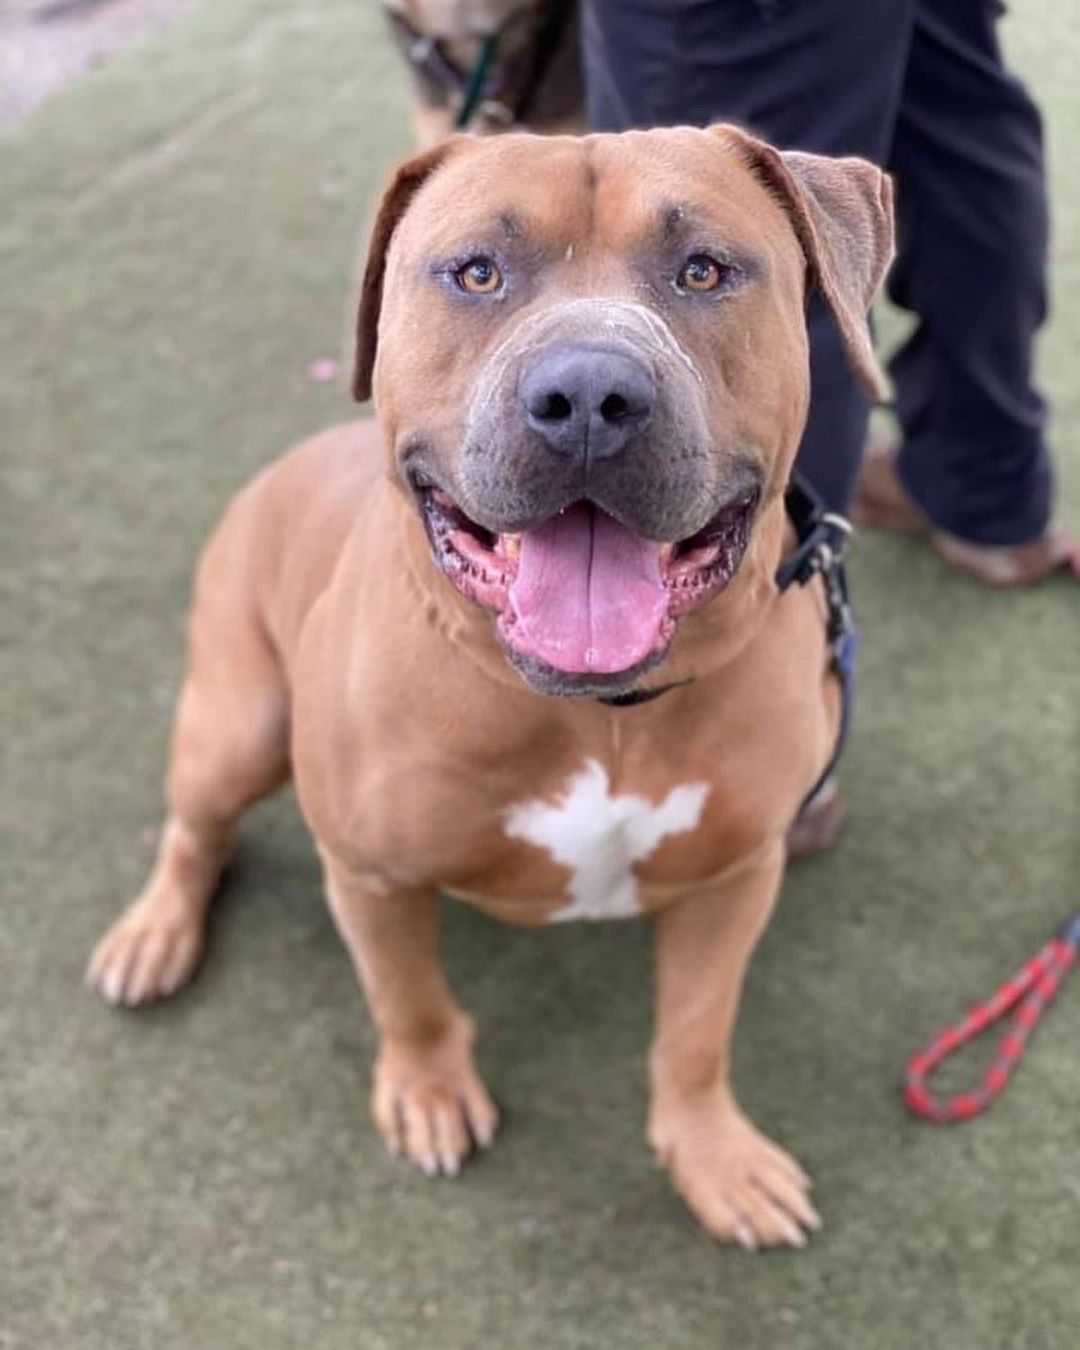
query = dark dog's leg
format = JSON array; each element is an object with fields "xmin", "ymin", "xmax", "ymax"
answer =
[
  {"xmin": 648, "ymin": 845, "xmax": 821, "ymax": 1249},
  {"xmin": 321, "ymin": 855, "xmax": 499, "ymax": 1177},
  {"xmin": 87, "ymin": 523, "xmax": 290, "ymax": 1006}
]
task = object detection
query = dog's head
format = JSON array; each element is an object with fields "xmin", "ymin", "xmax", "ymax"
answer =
[{"xmin": 354, "ymin": 127, "xmax": 893, "ymax": 696}]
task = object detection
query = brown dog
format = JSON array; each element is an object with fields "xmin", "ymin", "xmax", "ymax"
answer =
[
  {"xmin": 87, "ymin": 127, "xmax": 892, "ymax": 1249},
  {"xmin": 382, "ymin": 0, "xmax": 582, "ymax": 144}
]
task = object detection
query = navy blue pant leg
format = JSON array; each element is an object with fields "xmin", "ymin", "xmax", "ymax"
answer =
[
  {"xmin": 887, "ymin": 2, "xmax": 1052, "ymax": 545},
  {"xmin": 582, "ymin": 0, "xmax": 1052, "ymax": 540}
]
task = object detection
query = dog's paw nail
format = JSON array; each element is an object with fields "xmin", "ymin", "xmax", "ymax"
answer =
[
  {"xmin": 420, "ymin": 1154, "xmax": 439, "ymax": 1178},
  {"xmin": 733, "ymin": 1222, "xmax": 757, "ymax": 1252}
]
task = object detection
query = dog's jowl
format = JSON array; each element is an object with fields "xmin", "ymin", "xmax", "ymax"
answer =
[{"xmin": 88, "ymin": 127, "xmax": 893, "ymax": 1249}]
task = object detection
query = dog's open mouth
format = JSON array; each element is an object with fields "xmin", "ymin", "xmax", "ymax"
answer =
[{"xmin": 415, "ymin": 480, "xmax": 759, "ymax": 679}]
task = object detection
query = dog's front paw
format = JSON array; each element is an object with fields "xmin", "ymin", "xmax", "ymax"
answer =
[
  {"xmin": 372, "ymin": 1019, "xmax": 499, "ymax": 1178},
  {"xmin": 649, "ymin": 1089, "xmax": 820, "ymax": 1250},
  {"xmin": 87, "ymin": 890, "xmax": 205, "ymax": 1007}
]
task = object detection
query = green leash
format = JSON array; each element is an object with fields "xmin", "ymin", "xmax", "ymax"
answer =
[{"xmin": 454, "ymin": 31, "xmax": 502, "ymax": 129}]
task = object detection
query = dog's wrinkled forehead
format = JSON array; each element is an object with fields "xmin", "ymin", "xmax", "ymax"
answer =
[
  {"xmin": 364, "ymin": 130, "xmax": 802, "ymax": 408},
  {"xmin": 388, "ymin": 129, "xmax": 794, "ymax": 277},
  {"xmin": 357, "ymin": 126, "xmax": 893, "ymax": 407}
]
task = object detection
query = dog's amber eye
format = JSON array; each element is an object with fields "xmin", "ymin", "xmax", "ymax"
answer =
[
  {"xmin": 456, "ymin": 257, "xmax": 502, "ymax": 294},
  {"xmin": 677, "ymin": 255, "xmax": 726, "ymax": 293}
]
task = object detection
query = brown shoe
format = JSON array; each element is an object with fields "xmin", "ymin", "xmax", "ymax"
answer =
[
  {"xmin": 853, "ymin": 433, "xmax": 1080, "ymax": 587},
  {"xmin": 930, "ymin": 529, "xmax": 1080, "ymax": 587},
  {"xmin": 851, "ymin": 428, "xmax": 929, "ymax": 535}
]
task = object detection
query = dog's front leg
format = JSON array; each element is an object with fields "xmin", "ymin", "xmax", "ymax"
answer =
[
  {"xmin": 648, "ymin": 845, "xmax": 821, "ymax": 1250},
  {"xmin": 321, "ymin": 854, "xmax": 499, "ymax": 1177}
]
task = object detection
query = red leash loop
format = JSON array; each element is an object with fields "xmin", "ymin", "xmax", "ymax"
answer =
[{"xmin": 904, "ymin": 913, "xmax": 1080, "ymax": 1123}]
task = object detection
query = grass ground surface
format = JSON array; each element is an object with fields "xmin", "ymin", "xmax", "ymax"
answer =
[{"xmin": 2, "ymin": 3, "xmax": 1079, "ymax": 1347}]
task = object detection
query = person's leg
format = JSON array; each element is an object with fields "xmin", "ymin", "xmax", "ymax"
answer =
[
  {"xmin": 582, "ymin": 0, "xmax": 914, "ymax": 512},
  {"xmin": 885, "ymin": 0, "xmax": 1051, "ymax": 546}
]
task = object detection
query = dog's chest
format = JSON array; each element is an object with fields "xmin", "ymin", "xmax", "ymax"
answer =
[{"xmin": 503, "ymin": 759, "xmax": 710, "ymax": 922}]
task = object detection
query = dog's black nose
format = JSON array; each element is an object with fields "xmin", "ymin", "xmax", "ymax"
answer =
[{"xmin": 521, "ymin": 344, "xmax": 655, "ymax": 462}]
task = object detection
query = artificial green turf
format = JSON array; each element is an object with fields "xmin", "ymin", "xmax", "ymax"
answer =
[{"xmin": 2, "ymin": 3, "xmax": 1078, "ymax": 1347}]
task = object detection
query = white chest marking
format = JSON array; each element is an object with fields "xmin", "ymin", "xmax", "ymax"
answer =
[{"xmin": 504, "ymin": 759, "xmax": 709, "ymax": 922}]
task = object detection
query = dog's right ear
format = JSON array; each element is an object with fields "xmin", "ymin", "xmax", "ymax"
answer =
[
  {"xmin": 717, "ymin": 125, "xmax": 894, "ymax": 401},
  {"xmin": 353, "ymin": 140, "xmax": 464, "ymax": 403}
]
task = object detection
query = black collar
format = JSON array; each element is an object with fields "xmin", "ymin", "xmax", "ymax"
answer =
[{"xmin": 597, "ymin": 679, "xmax": 692, "ymax": 708}]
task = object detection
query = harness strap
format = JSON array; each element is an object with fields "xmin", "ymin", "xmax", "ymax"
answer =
[
  {"xmin": 776, "ymin": 477, "xmax": 858, "ymax": 813},
  {"xmin": 382, "ymin": 0, "xmax": 574, "ymax": 130},
  {"xmin": 384, "ymin": 11, "xmax": 469, "ymax": 109},
  {"xmin": 455, "ymin": 31, "xmax": 503, "ymax": 128}
]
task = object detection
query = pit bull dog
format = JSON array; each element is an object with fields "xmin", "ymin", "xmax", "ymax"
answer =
[
  {"xmin": 87, "ymin": 126, "xmax": 893, "ymax": 1249},
  {"xmin": 382, "ymin": 0, "xmax": 582, "ymax": 144}
]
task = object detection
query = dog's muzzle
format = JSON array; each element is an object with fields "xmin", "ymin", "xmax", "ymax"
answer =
[{"xmin": 408, "ymin": 299, "xmax": 762, "ymax": 694}]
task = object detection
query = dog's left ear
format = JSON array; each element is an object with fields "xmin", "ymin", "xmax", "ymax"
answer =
[
  {"xmin": 722, "ymin": 128, "xmax": 895, "ymax": 400},
  {"xmin": 353, "ymin": 139, "xmax": 466, "ymax": 403}
]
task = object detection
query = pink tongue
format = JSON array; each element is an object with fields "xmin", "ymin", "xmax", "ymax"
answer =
[{"xmin": 507, "ymin": 503, "xmax": 668, "ymax": 674}]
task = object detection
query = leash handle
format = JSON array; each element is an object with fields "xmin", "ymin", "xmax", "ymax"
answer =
[{"xmin": 904, "ymin": 914, "xmax": 1080, "ymax": 1123}]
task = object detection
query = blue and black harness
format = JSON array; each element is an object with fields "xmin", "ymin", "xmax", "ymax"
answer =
[{"xmin": 775, "ymin": 476, "xmax": 858, "ymax": 811}]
